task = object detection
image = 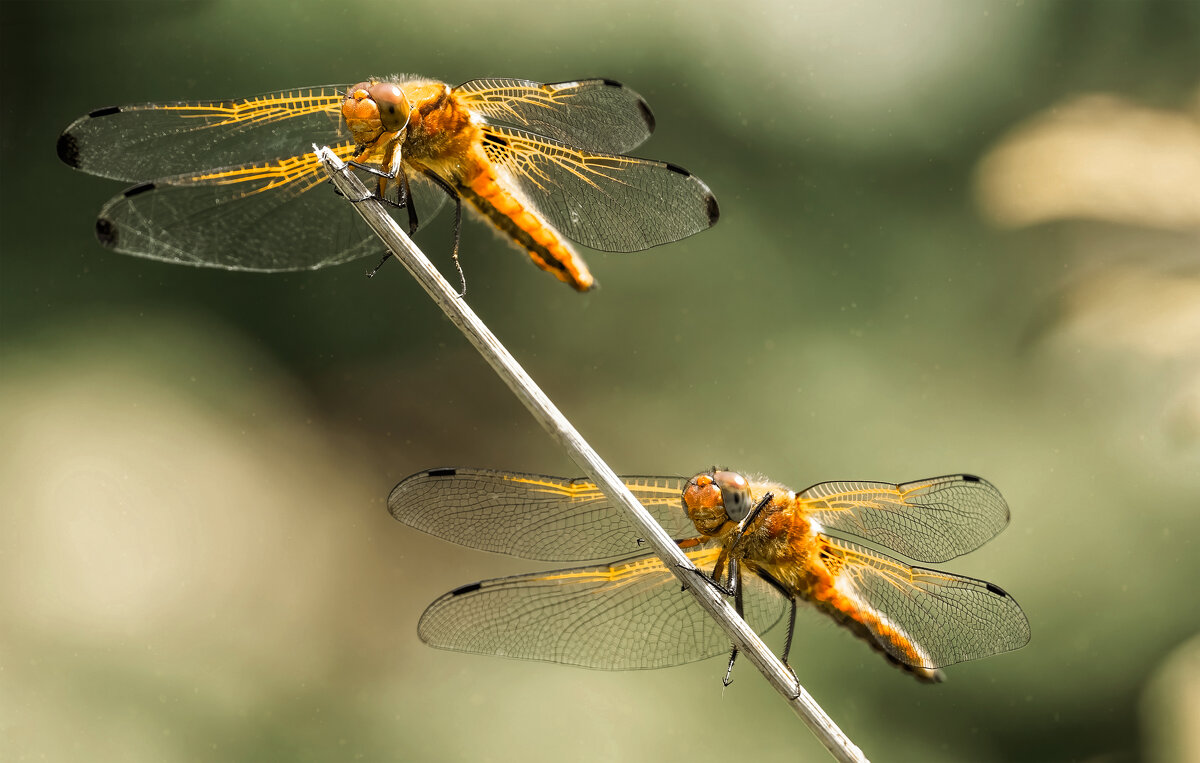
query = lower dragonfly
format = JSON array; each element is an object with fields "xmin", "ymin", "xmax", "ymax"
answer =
[{"xmin": 389, "ymin": 467, "xmax": 1030, "ymax": 683}]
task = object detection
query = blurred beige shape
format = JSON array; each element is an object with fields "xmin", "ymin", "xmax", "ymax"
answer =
[
  {"xmin": 975, "ymin": 91, "xmax": 1200, "ymax": 230},
  {"xmin": 980, "ymin": 89, "xmax": 1200, "ymax": 450},
  {"xmin": 0, "ymin": 319, "xmax": 384, "ymax": 761},
  {"xmin": 1053, "ymin": 267, "xmax": 1200, "ymax": 360},
  {"xmin": 1047, "ymin": 267, "xmax": 1200, "ymax": 447},
  {"xmin": 1142, "ymin": 634, "xmax": 1200, "ymax": 763}
]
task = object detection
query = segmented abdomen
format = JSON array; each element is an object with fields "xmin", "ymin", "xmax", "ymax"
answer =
[
  {"xmin": 460, "ymin": 171, "xmax": 594, "ymax": 291},
  {"xmin": 807, "ymin": 579, "xmax": 944, "ymax": 683}
]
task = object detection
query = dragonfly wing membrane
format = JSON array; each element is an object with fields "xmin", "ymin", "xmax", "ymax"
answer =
[
  {"xmin": 389, "ymin": 468, "xmax": 693, "ymax": 562},
  {"xmin": 94, "ymin": 145, "xmax": 448, "ymax": 271},
  {"xmin": 480, "ymin": 125, "xmax": 718, "ymax": 253},
  {"xmin": 419, "ymin": 546, "xmax": 787, "ymax": 669},
  {"xmin": 456, "ymin": 78, "xmax": 654, "ymax": 154},
  {"xmin": 58, "ymin": 87, "xmax": 349, "ymax": 182},
  {"xmin": 816, "ymin": 535, "xmax": 1030, "ymax": 670},
  {"xmin": 799, "ymin": 475, "xmax": 1010, "ymax": 563},
  {"xmin": 94, "ymin": 147, "xmax": 390, "ymax": 271}
]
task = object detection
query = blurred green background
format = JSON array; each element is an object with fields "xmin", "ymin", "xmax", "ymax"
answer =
[{"xmin": 3, "ymin": 1, "xmax": 1199, "ymax": 761}]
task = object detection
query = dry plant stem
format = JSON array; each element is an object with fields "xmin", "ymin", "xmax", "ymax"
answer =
[{"xmin": 315, "ymin": 146, "xmax": 868, "ymax": 763}]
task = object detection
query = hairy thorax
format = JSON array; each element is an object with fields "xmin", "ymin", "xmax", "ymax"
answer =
[
  {"xmin": 741, "ymin": 498, "xmax": 820, "ymax": 593},
  {"xmin": 403, "ymin": 82, "xmax": 484, "ymax": 183}
]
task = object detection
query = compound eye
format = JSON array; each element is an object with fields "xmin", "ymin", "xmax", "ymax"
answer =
[
  {"xmin": 713, "ymin": 470, "xmax": 752, "ymax": 522},
  {"xmin": 370, "ymin": 82, "xmax": 410, "ymax": 131}
]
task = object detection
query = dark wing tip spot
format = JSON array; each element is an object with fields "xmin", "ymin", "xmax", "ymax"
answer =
[
  {"xmin": 123, "ymin": 182, "xmax": 156, "ymax": 198},
  {"xmin": 449, "ymin": 582, "xmax": 482, "ymax": 596},
  {"xmin": 601, "ymin": 78, "xmax": 623, "ymax": 88},
  {"xmin": 637, "ymin": 99, "xmax": 656, "ymax": 133},
  {"xmin": 56, "ymin": 132, "xmax": 81, "ymax": 168},
  {"xmin": 665, "ymin": 163, "xmax": 690, "ymax": 176},
  {"xmin": 87, "ymin": 105, "xmax": 121, "ymax": 118},
  {"xmin": 95, "ymin": 218, "xmax": 118, "ymax": 248},
  {"xmin": 961, "ymin": 474, "xmax": 982, "ymax": 483},
  {"xmin": 985, "ymin": 582, "xmax": 1008, "ymax": 597},
  {"xmin": 426, "ymin": 467, "xmax": 458, "ymax": 477},
  {"xmin": 705, "ymin": 194, "xmax": 720, "ymax": 225}
]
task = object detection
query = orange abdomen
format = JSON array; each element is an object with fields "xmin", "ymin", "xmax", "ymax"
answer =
[
  {"xmin": 404, "ymin": 87, "xmax": 596, "ymax": 291},
  {"xmin": 805, "ymin": 571, "xmax": 944, "ymax": 683},
  {"xmin": 461, "ymin": 169, "xmax": 594, "ymax": 291},
  {"xmin": 766, "ymin": 509, "xmax": 944, "ymax": 682}
]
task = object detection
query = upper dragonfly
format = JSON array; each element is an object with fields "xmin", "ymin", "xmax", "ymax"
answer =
[
  {"xmin": 389, "ymin": 467, "xmax": 1031, "ymax": 683},
  {"xmin": 56, "ymin": 76, "xmax": 719, "ymax": 291}
]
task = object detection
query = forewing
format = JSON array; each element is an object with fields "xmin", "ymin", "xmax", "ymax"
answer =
[
  {"xmin": 92, "ymin": 146, "xmax": 447, "ymax": 271},
  {"xmin": 58, "ymin": 86, "xmax": 349, "ymax": 182},
  {"xmin": 797, "ymin": 475, "xmax": 1010, "ymax": 563},
  {"xmin": 456, "ymin": 78, "xmax": 654, "ymax": 154},
  {"xmin": 479, "ymin": 125, "xmax": 718, "ymax": 252},
  {"xmin": 418, "ymin": 545, "xmax": 788, "ymax": 670},
  {"xmin": 389, "ymin": 468, "xmax": 693, "ymax": 562},
  {"xmin": 818, "ymin": 535, "xmax": 1030, "ymax": 669}
]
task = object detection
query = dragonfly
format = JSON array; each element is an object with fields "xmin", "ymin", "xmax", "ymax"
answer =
[
  {"xmin": 56, "ymin": 77, "xmax": 719, "ymax": 291},
  {"xmin": 389, "ymin": 467, "xmax": 1030, "ymax": 683}
]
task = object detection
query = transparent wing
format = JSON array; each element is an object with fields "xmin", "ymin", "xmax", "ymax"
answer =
[
  {"xmin": 456, "ymin": 78, "xmax": 654, "ymax": 154},
  {"xmin": 57, "ymin": 86, "xmax": 350, "ymax": 182},
  {"xmin": 478, "ymin": 124, "xmax": 719, "ymax": 252},
  {"xmin": 795, "ymin": 475, "xmax": 1010, "ymax": 563},
  {"xmin": 93, "ymin": 146, "xmax": 447, "ymax": 271},
  {"xmin": 60, "ymin": 85, "xmax": 448, "ymax": 271},
  {"xmin": 418, "ymin": 545, "xmax": 788, "ymax": 670},
  {"xmin": 816, "ymin": 535, "xmax": 1030, "ymax": 670},
  {"xmin": 389, "ymin": 468, "xmax": 693, "ymax": 562}
]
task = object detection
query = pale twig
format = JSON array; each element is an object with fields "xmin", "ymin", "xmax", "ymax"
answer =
[{"xmin": 315, "ymin": 146, "xmax": 868, "ymax": 763}]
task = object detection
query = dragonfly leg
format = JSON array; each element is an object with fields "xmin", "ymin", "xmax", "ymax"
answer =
[
  {"xmin": 347, "ymin": 188, "xmax": 408, "ymax": 210},
  {"xmin": 346, "ymin": 159, "xmax": 395, "ymax": 179},
  {"xmin": 449, "ymin": 194, "xmax": 464, "ymax": 297},
  {"xmin": 670, "ymin": 536, "xmax": 706, "ymax": 588},
  {"xmin": 717, "ymin": 490, "xmax": 776, "ymax": 682},
  {"xmin": 421, "ymin": 170, "xmax": 467, "ymax": 297},
  {"xmin": 693, "ymin": 492, "xmax": 772, "ymax": 594},
  {"xmin": 731, "ymin": 492, "xmax": 773, "ymax": 547},
  {"xmin": 366, "ymin": 252, "xmax": 391, "ymax": 279},
  {"xmin": 723, "ymin": 568, "xmax": 746, "ymax": 686},
  {"xmin": 724, "ymin": 646, "xmax": 739, "ymax": 686},
  {"xmin": 364, "ymin": 165, "xmax": 422, "ymax": 279},
  {"xmin": 674, "ymin": 565, "xmax": 728, "ymax": 593},
  {"xmin": 677, "ymin": 551, "xmax": 749, "ymax": 687},
  {"xmin": 347, "ymin": 139, "xmax": 419, "ymax": 229},
  {"xmin": 757, "ymin": 568, "xmax": 801, "ymax": 692},
  {"xmin": 397, "ymin": 167, "xmax": 419, "ymax": 235},
  {"xmin": 336, "ymin": 159, "xmax": 395, "ymax": 206},
  {"xmin": 330, "ymin": 180, "xmax": 372, "ymax": 204},
  {"xmin": 676, "ymin": 547, "xmax": 738, "ymax": 596}
]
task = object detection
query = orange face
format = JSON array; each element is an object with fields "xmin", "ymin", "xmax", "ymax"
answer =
[
  {"xmin": 341, "ymin": 81, "xmax": 410, "ymax": 146},
  {"xmin": 388, "ymin": 467, "xmax": 1031, "ymax": 681},
  {"xmin": 682, "ymin": 469, "xmax": 756, "ymax": 536}
]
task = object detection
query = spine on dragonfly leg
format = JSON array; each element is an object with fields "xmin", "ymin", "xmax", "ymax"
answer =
[{"xmin": 458, "ymin": 173, "xmax": 595, "ymax": 291}]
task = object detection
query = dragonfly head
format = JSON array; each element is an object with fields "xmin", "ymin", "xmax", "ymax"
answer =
[
  {"xmin": 342, "ymin": 81, "xmax": 411, "ymax": 145},
  {"xmin": 682, "ymin": 469, "xmax": 751, "ymax": 536}
]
